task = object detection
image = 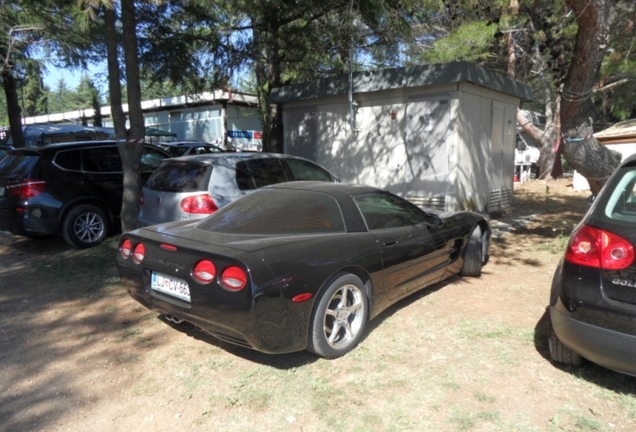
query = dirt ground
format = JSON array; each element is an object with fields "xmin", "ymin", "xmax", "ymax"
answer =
[{"xmin": 1, "ymin": 177, "xmax": 636, "ymax": 432}]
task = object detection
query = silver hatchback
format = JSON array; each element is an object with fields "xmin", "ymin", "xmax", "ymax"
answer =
[{"xmin": 138, "ymin": 153, "xmax": 339, "ymax": 226}]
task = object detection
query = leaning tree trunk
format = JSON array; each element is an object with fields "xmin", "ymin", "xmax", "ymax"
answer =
[
  {"xmin": 2, "ymin": 70, "xmax": 25, "ymax": 148},
  {"xmin": 561, "ymin": 0, "xmax": 620, "ymax": 193},
  {"xmin": 119, "ymin": 0, "xmax": 146, "ymax": 232}
]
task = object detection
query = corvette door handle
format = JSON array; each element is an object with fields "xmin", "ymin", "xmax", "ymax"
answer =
[{"xmin": 384, "ymin": 240, "xmax": 398, "ymax": 246}]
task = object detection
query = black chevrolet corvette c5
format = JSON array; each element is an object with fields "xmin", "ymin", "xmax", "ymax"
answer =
[{"xmin": 117, "ymin": 181, "xmax": 491, "ymax": 358}]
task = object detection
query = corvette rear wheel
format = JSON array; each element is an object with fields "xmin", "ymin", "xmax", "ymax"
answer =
[
  {"xmin": 460, "ymin": 225, "xmax": 483, "ymax": 276},
  {"xmin": 308, "ymin": 273, "xmax": 368, "ymax": 359}
]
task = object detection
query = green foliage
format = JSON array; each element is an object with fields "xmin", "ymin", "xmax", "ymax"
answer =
[{"xmin": 420, "ymin": 21, "xmax": 498, "ymax": 64}]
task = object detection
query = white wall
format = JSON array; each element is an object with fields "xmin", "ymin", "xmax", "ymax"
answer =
[{"xmin": 282, "ymin": 83, "xmax": 521, "ymax": 213}]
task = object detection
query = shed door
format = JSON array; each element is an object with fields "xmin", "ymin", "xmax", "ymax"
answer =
[
  {"xmin": 285, "ymin": 108, "xmax": 317, "ymax": 160},
  {"xmin": 491, "ymin": 103, "xmax": 504, "ymax": 191},
  {"xmin": 404, "ymin": 97, "xmax": 450, "ymax": 210},
  {"xmin": 490, "ymin": 103, "xmax": 515, "ymax": 211}
]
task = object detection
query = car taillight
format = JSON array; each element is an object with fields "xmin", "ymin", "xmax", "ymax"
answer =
[
  {"xmin": 565, "ymin": 224, "xmax": 634, "ymax": 270},
  {"xmin": 193, "ymin": 260, "xmax": 217, "ymax": 284},
  {"xmin": 180, "ymin": 194, "xmax": 219, "ymax": 214},
  {"xmin": 132, "ymin": 243, "xmax": 146, "ymax": 264},
  {"xmin": 7, "ymin": 179, "xmax": 46, "ymax": 198},
  {"xmin": 221, "ymin": 266, "xmax": 248, "ymax": 291},
  {"xmin": 120, "ymin": 239, "xmax": 133, "ymax": 259}
]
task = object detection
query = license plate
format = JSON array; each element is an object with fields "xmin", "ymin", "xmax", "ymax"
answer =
[{"xmin": 151, "ymin": 272, "xmax": 191, "ymax": 302}]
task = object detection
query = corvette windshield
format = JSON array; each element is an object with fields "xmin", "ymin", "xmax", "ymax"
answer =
[{"xmin": 197, "ymin": 188, "xmax": 345, "ymax": 234}]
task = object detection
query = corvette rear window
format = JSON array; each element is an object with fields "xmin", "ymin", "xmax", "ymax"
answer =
[
  {"xmin": 197, "ymin": 189, "xmax": 345, "ymax": 234},
  {"xmin": 145, "ymin": 161, "xmax": 212, "ymax": 192}
]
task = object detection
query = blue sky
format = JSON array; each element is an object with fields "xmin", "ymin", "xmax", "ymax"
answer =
[{"xmin": 43, "ymin": 62, "xmax": 108, "ymax": 94}]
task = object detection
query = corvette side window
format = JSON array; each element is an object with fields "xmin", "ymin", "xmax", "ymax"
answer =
[{"xmin": 355, "ymin": 192, "xmax": 428, "ymax": 230}]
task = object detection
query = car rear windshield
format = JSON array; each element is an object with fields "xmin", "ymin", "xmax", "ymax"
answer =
[
  {"xmin": 196, "ymin": 188, "xmax": 345, "ymax": 234},
  {"xmin": 0, "ymin": 153, "xmax": 40, "ymax": 176},
  {"xmin": 144, "ymin": 161, "xmax": 212, "ymax": 192}
]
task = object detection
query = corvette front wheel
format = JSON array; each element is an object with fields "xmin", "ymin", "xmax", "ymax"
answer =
[{"xmin": 308, "ymin": 273, "xmax": 368, "ymax": 359}]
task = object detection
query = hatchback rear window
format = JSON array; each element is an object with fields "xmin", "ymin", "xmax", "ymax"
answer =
[
  {"xmin": 602, "ymin": 166, "xmax": 636, "ymax": 223},
  {"xmin": 236, "ymin": 159, "xmax": 288, "ymax": 190},
  {"xmin": 0, "ymin": 153, "xmax": 40, "ymax": 176},
  {"xmin": 197, "ymin": 188, "xmax": 345, "ymax": 234},
  {"xmin": 145, "ymin": 161, "xmax": 212, "ymax": 192}
]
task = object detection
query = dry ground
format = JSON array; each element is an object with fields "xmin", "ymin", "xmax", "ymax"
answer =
[{"xmin": 1, "ymin": 177, "xmax": 636, "ymax": 432}]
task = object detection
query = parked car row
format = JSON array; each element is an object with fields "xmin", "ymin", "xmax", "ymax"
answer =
[{"xmin": 0, "ymin": 140, "xmax": 340, "ymax": 248}]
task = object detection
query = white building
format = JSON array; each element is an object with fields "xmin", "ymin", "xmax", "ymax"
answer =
[
  {"xmin": 271, "ymin": 62, "xmax": 533, "ymax": 214},
  {"xmin": 18, "ymin": 91, "xmax": 263, "ymax": 150}
]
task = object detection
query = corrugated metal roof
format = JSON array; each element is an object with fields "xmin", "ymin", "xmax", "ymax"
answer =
[
  {"xmin": 270, "ymin": 61, "xmax": 534, "ymax": 103},
  {"xmin": 595, "ymin": 119, "xmax": 636, "ymax": 144}
]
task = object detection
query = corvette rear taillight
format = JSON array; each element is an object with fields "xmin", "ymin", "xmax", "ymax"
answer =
[
  {"xmin": 7, "ymin": 179, "xmax": 46, "ymax": 198},
  {"xmin": 193, "ymin": 260, "xmax": 217, "ymax": 284},
  {"xmin": 132, "ymin": 243, "xmax": 146, "ymax": 264},
  {"xmin": 565, "ymin": 224, "xmax": 634, "ymax": 270},
  {"xmin": 221, "ymin": 266, "xmax": 248, "ymax": 291},
  {"xmin": 120, "ymin": 239, "xmax": 133, "ymax": 259},
  {"xmin": 180, "ymin": 194, "xmax": 218, "ymax": 215}
]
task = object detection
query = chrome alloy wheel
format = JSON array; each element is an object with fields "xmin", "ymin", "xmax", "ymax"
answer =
[
  {"xmin": 73, "ymin": 211, "xmax": 106, "ymax": 243},
  {"xmin": 322, "ymin": 283, "xmax": 365, "ymax": 349}
]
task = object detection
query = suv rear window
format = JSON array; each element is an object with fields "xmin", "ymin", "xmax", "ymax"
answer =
[
  {"xmin": 145, "ymin": 161, "xmax": 212, "ymax": 192},
  {"xmin": 0, "ymin": 153, "xmax": 40, "ymax": 176},
  {"xmin": 197, "ymin": 188, "xmax": 345, "ymax": 234}
]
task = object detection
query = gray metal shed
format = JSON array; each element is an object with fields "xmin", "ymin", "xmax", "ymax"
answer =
[{"xmin": 270, "ymin": 61, "xmax": 533, "ymax": 214}]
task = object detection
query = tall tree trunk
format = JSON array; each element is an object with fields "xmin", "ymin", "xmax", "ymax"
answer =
[
  {"xmin": 118, "ymin": 0, "xmax": 146, "ymax": 232},
  {"xmin": 561, "ymin": 0, "xmax": 620, "ymax": 193},
  {"xmin": 2, "ymin": 70, "xmax": 25, "ymax": 148},
  {"xmin": 104, "ymin": 5, "xmax": 125, "ymax": 138},
  {"xmin": 253, "ymin": 14, "xmax": 283, "ymax": 154}
]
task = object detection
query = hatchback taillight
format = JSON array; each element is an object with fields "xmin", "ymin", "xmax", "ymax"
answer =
[
  {"xmin": 7, "ymin": 179, "xmax": 46, "ymax": 198},
  {"xmin": 180, "ymin": 194, "xmax": 218, "ymax": 214},
  {"xmin": 565, "ymin": 224, "xmax": 634, "ymax": 270}
]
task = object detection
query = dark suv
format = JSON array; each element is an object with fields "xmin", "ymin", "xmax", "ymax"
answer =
[{"xmin": 0, "ymin": 141, "xmax": 171, "ymax": 248}]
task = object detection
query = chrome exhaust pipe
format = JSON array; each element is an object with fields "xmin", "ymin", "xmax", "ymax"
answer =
[{"xmin": 165, "ymin": 314, "xmax": 184, "ymax": 324}]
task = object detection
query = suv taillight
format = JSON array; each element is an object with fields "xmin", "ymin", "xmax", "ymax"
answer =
[
  {"xmin": 7, "ymin": 179, "xmax": 46, "ymax": 198},
  {"xmin": 565, "ymin": 224, "xmax": 635, "ymax": 270},
  {"xmin": 180, "ymin": 194, "xmax": 219, "ymax": 214}
]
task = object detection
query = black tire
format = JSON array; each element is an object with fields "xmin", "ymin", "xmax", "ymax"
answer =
[
  {"xmin": 62, "ymin": 204, "xmax": 109, "ymax": 248},
  {"xmin": 460, "ymin": 226, "xmax": 483, "ymax": 276},
  {"xmin": 308, "ymin": 273, "xmax": 369, "ymax": 359},
  {"xmin": 549, "ymin": 322, "xmax": 583, "ymax": 366}
]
